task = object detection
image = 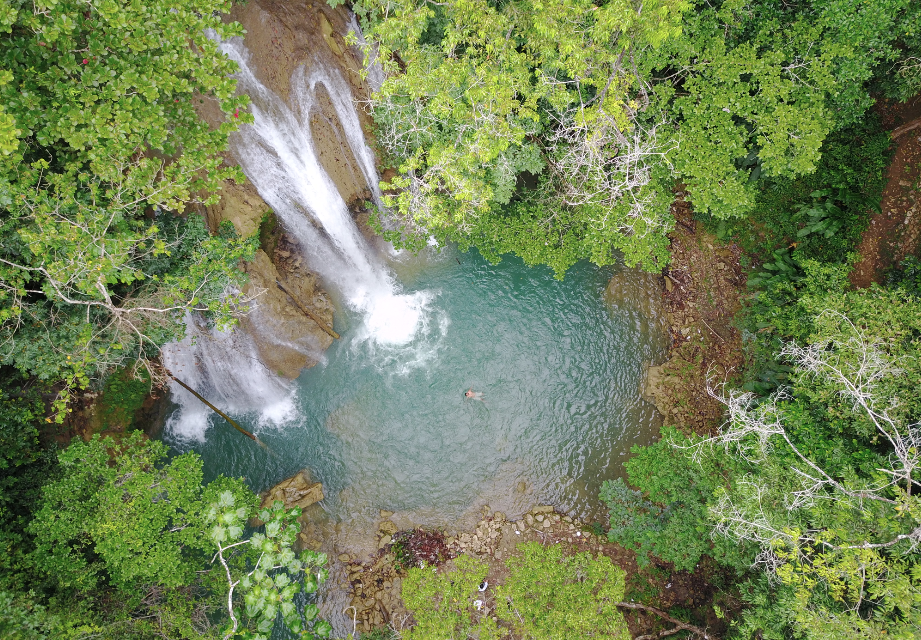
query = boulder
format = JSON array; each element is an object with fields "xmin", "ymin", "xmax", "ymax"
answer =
[
  {"xmin": 242, "ymin": 249, "xmax": 335, "ymax": 379},
  {"xmin": 261, "ymin": 469, "xmax": 324, "ymax": 511}
]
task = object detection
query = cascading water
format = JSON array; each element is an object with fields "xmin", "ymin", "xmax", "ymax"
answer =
[
  {"xmin": 159, "ymin": 21, "xmax": 668, "ymax": 636},
  {"xmin": 221, "ymin": 37, "xmax": 432, "ymax": 346},
  {"xmin": 348, "ymin": 14, "xmax": 385, "ymax": 93},
  {"xmin": 162, "ymin": 313, "xmax": 297, "ymax": 441},
  {"xmin": 164, "ymin": 36, "xmax": 439, "ymax": 440}
]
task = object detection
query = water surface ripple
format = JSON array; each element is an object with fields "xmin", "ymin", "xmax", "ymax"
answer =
[{"xmin": 164, "ymin": 248, "xmax": 664, "ymax": 533}]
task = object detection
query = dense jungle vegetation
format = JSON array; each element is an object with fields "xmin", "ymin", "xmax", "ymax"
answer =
[{"xmin": 2, "ymin": 0, "xmax": 921, "ymax": 638}]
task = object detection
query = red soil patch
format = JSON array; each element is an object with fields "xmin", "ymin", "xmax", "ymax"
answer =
[{"xmin": 850, "ymin": 95, "xmax": 921, "ymax": 287}]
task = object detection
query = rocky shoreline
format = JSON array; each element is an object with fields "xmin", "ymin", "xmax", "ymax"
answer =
[{"xmin": 337, "ymin": 505, "xmax": 610, "ymax": 634}]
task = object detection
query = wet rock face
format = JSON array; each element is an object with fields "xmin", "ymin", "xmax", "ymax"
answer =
[
  {"xmin": 242, "ymin": 245, "xmax": 334, "ymax": 379},
  {"xmin": 203, "ymin": 178, "xmax": 267, "ymax": 239},
  {"xmin": 256, "ymin": 470, "xmax": 326, "ymax": 549},
  {"xmin": 229, "ymin": 0, "xmax": 376, "ymax": 208},
  {"xmin": 193, "ymin": 0, "xmax": 381, "ymax": 381}
]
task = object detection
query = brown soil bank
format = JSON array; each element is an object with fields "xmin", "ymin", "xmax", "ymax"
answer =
[
  {"xmin": 643, "ymin": 194, "xmax": 746, "ymax": 435},
  {"xmin": 850, "ymin": 95, "xmax": 921, "ymax": 287}
]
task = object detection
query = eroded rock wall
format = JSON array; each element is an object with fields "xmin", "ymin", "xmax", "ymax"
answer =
[{"xmin": 228, "ymin": 0, "xmax": 376, "ymax": 207}]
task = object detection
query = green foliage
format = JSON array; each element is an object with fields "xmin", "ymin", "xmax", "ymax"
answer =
[
  {"xmin": 870, "ymin": 2, "xmax": 921, "ymax": 101},
  {"xmin": 718, "ymin": 290, "xmax": 921, "ymax": 638},
  {"xmin": 642, "ymin": 0, "xmax": 915, "ymax": 219},
  {"xmin": 28, "ymin": 433, "xmax": 230, "ymax": 592},
  {"xmin": 353, "ymin": 0, "xmax": 688, "ymax": 276},
  {"xmin": 0, "ymin": 378, "xmax": 42, "ymax": 473},
  {"xmin": 0, "ymin": 591, "xmax": 61, "ymax": 640},
  {"xmin": 0, "ymin": 0, "xmax": 248, "ymax": 193},
  {"xmin": 497, "ymin": 543, "xmax": 630, "ymax": 640},
  {"xmin": 391, "ymin": 541, "xmax": 411, "ymax": 572},
  {"xmin": 728, "ymin": 577, "xmax": 804, "ymax": 640},
  {"xmin": 351, "ymin": 0, "xmax": 916, "ymax": 274},
  {"xmin": 794, "ymin": 191, "xmax": 846, "ymax": 240},
  {"xmin": 95, "ymin": 364, "xmax": 152, "ymax": 429},
  {"xmin": 401, "ymin": 554, "xmax": 498, "ymax": 640},
  {"xmin": 207, "ymin": 494, "xmax": 331, "ymax": 640},
  {"xmin": 402, "ymin": 544, "xmax": 631, "ymax": 639},
  {"xmin": 887, "ymin": 256, "xmax": 921, "ymax": 296},
  {"xmin": 604, "ymin": 285, "xmax": 921, "ymax": 639},
  {"xmin": 21, "ymin": 433, "xmax": 330, "ymax": 639},
  {"xmin": 0, "ymin": 374, "xmax": 57, "ymax": 595},
  {"xmin": 0, "ymin": 0, "xmax": 257, "ymax": 415},
  {"xmin": 602, "ymin": 477, "xmax": 665, "ymax": 555},
  {"xmin": 708, "ymin": 114, "xmax": 891, "ymax": 268},
  {"xmin": 358, "ymin": 629, "xmax": 398, "ymax": 640},
  {"xmin": 602, "ymin": 428, "xmax": 753, "ymax": 572},
  {"xmin": 742, "ymin": 257, "xmax": 854, "ymax": 395},
  {"xmin": 747, "ymin": 247, "xmax": 803, "ymax": 290},
  {"xmin": 1, "ymin": 173, "xmax": 257, "ymax": 418}
]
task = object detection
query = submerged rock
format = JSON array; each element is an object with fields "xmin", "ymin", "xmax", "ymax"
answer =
[{"xmin": 261, "ymin": 469, "xmax": 325, "ymax": 511}]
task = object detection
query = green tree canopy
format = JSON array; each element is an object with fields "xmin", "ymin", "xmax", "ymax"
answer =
[
  {"xmin": 401, "ymin": 544, "xmax": 630, "ymax": 639},
  {"xmin": 609, "ymin": 275, "xmax": 921, "ymax": 639},
  {"xmin": 28, "ymin": 433, "xmax": 244, "ymax": 592},
  {"xmin": 0, "ymin": 0, "xmax": 256, "ymax": 414},
  {"xmin": 352, "ymin": 0, "xmax": 921, "ymax": 275},
  {"xmin": 353, "ymin": 0, "xmax": 689, "ymax": 276},
  {"xmin": 643, "ymin": 0, "xmax": 921, "ymax": 218},
  {"xmin": 27, "ymin": 433, "xmax": 331, "ymax": 640},
  {"xmin": 705, "ymin": 285, "xmax": 921, "ymax": 638}
]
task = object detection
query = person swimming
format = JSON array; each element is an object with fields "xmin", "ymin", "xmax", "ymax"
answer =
[{"xmin": 465, "ymin": 388, "xmax": 484, "ymax": 401}]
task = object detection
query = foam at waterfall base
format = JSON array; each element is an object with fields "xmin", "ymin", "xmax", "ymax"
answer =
[
  {"xmin": 158, "ymin": 35, "xmax": 445, "ymax": 424},
  {"xmin": 350, "ymin": 289, "xmax": 449, "ymax": 375},
  {"xmin": 357, "ymin": 289, "xmax": 430, "ymax": 345},
  {"xmin": 162, "ymin": 320, "xmax": 299, "ymax": 442}
]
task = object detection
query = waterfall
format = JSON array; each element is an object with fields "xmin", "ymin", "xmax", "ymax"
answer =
[
  {"xmin": 162, "ymin": 313, "xmax": 297, "ymax": 441},
  {"xmin": 348, "ymin": 15, "xmax": 385, "ymax": 93},
  {"xmin": 221, "ymin": 37, "xmax": 431, "ymax": 346},
  {"xmin": 163, "ymin": 36, "xmax": 437, "ymax": 441}
]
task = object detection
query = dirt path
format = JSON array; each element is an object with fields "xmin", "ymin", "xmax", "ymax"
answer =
[{"xmin": 850, "ymin": 95, "xmax": 921, "ymax": 287}]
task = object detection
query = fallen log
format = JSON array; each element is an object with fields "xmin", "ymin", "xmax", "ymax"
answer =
[
  {"xmin": 169, "ymin": 375, "xmax": 257, "ymax": 442},
  {"xmin": 616, "ymin": 601, "xmax": 717, "ymax": 640},
  {"xmin": 892, "ymin": 115, "xmax": 921, "ymax": 139}
]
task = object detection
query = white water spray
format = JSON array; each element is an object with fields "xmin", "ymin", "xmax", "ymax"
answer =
[
  {"xmin": 163, "ymin": 314, "xmax": 297, "ymax": 441},
  {"xmin": 221, "ymin": 37, "xmax": 431, "ymax": 346},
  {"xmin": 164, "ymin": 37, "xmax": 439, "ymax": 440}
]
